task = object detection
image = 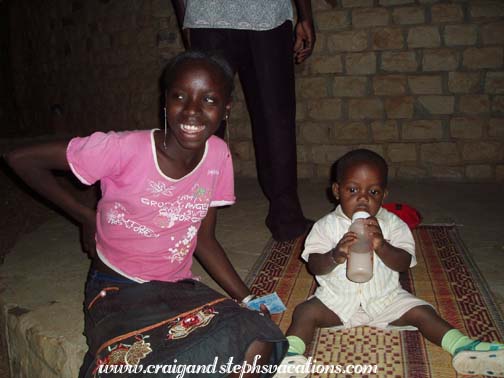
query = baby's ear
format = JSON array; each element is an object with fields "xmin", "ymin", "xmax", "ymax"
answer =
[{"xmin": 332, "ymin": 183, "xmax": 340, "ymax": 200}]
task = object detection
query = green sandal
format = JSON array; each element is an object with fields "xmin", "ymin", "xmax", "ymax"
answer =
[{"xmin": 452, "ymin": 340, "xmax": 504, "ymax": 377}]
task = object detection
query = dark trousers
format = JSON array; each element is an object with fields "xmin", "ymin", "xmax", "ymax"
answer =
[{"xmin": 191, "ymin": 21, "xmax": 307, "ymax": 241}]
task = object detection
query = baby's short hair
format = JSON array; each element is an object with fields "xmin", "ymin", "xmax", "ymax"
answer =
[
  {"xmin": 333, "ymin": 149, "xmax": 388, "ymax": 186},
  {"xmin": 162, "ymin": 49, "xmax": 235, "ymax": 96}
]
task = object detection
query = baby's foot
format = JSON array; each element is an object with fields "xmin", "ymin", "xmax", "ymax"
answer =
[
  {"xmin": 452, "ymin": 340, "xmax": 504, "ymax": 377},
  {"xmin": 273, "ymin": 354, "xmax": 309, "ymax": 378}
]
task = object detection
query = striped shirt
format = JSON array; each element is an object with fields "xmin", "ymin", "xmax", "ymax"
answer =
[
  {"xmin": 183, "ymin": 0, "xmax": 293, "ymax": 31},
  {"xmin": 301, "ymin": 206, "xmax": 416, "ymax": 323}
]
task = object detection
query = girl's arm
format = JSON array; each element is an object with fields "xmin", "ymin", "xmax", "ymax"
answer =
[
  {"xmin": 194, "ymin": 207, "xmax": 250, "ymax": 302},
  {"xmin": 5, "ymin": 142, "xmax": 96, "ymax": 251}
]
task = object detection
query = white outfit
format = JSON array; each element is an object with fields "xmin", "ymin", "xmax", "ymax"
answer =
[{"xmin": 302, "ymin": 205, "xmax": 432, "ymax": 328}]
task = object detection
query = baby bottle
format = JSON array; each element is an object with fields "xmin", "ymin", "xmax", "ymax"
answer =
[{"xmin": 346, "ymin": 211, "xmax": 373, "ymax": 283}]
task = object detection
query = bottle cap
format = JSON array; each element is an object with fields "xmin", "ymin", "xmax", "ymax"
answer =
[{"xmin": 352, "ymin": 211, "xmax": 370, "ymax": 222}]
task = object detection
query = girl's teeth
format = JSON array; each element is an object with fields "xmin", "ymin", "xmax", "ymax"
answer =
[{"xmin": 181, "ymin": 124, "xmax": 204, "ymax": 133}]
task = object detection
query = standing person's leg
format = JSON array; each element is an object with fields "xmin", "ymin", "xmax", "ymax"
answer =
[{"xmin": 238, "ymin": 21, "xmax": 308, "ymax": 241}]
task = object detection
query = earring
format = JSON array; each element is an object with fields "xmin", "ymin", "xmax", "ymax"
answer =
[
  {"xmin": 224, "ymin": 114, "xmax": 230, "ymax": 147},
  {"xmin": 163, "ymin": 107, "xmax": 168, "ymax": 150}
]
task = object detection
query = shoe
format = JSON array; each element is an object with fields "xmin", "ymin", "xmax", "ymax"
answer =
[
  {"xmin": 452, "ymin": 340, "xmax": 504, "ymax": 376},
  {"xmin": 272, "ymin": 354, "xmax": 309, "ymax": 378}
]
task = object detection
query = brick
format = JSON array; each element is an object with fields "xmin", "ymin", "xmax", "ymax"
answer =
[
  {"xmin": 296, "ymin": 78, "xmax": 328, "ymax": 99},
  {"xmin": 470, "ymin": 1, "xmax": 504, "ymax": 19},
  {"xmin": 444, "ymin": 25, "xmax": 478, "ymax": 46},
  {"xmin": 356, "ymin": 145, "xmax": 386, "ymax": 157},
  {"xmin": 312, "ymin": 0, "xmax": 335, "ymax": 11},
  {"xmin": 493, "ymin": 96, "xmax": 504, "ymax": 113},
  {"xmin": 431, "ymin": 4, "xmax": 464, "ymax": 23},
  {"xmin": 450, "ymin": 117, "xmax": 485, "ymax": 139},
  {"xmin": 448, "ymin": 72, "xmax": 481, "ymax": 94},
  {"xmin": 408, "ymin": 75, "xmax": 442, "ymax": 94},
  {"xmin": 408, "ymin": 26, "xmax": 441, "ymax": 48},
  {"xmin": 385, "ymin": 96, "xmax": 414, "ymax": 119},
  {"xmin": 345, "ymin": 53, "xmax": 377, "ymax": 75},
  {"xmin": 312, "ymin": 145, "xmax": 352, "ymax": 164},
  {"xmin": 342, "ymin": 0, "xmax": 374, "ymax": 7},
  {"xmin": 423, "ymin": 49, "xmax": 459, "ymax": 71},
  {"xmin": 388, "ymin": 143, "xmax": 417, "ymax": 162},
  {"xmin": 462, "ymin": 142, "xmax": 502, "ymax": 161},
  {"xmin": 371, "ymin": 28, "xmax": 404, "ymax": 50},
  {"xmin": 497, "ymin": 165, "xmax": 504, "ymax": 181},
  {"xmin": 239, "ymin": 160, "xmax": 257, "ymax": 178},
  {"xmin": 231, "ymin": 141, "xmax": 252, "ymax": 160},
  {"xmin": 458, "ymin": 95, "xmax": 490, "ymax": 114},
  {"xmin": 316, "ymin": 10, "xmax": 350, "ymax": 31},
  {"xmin": 313, "ymin": 33, "xmax": 326, "ymax": 55},
  {"xmin": 396, "ymin": 166, "xmax": 428, "ymax": 179},
  {"xmin": 392, "ymin": 6, "xmax": 425, "ymax": 25},
  {"xmin": 333, "ymin": 76, "xmax": 368, "ymax": 97},
  {"xmin": 352, "ymin": 8, "xmax": 390, "ymax": 28},
  {"xmin": 300, "ymin": 123, "xmax": 331, "ymax": 143},
  {"xmin": 348, "ymin": 98, "xmax": 384, "ymax": 120},
  {"xmin": 310, "ymin": 55, "xmax": 344, "ymax": 74},
  {"xmin": 418, "ymin": 96, "xmax": 455, "ymax": 114},
  {"xmin": 403, "ymin": 120, "xmax": 444, "ymax": 140},
  {"xmin": 420, "ymin": 142, "xmax": 460, "ymax": 164},
  {"xmin": 331, "ymin": 122, "xmax": 370, "ymax": 142},
  {"xmin": 431, "ymin": 166, "xmax": 465, "ymax": 180},
  {"xmin": 327, "ymin": 31, "xmax": 368, "ymax": 53},
  {"xmin": 381, "ymin": 52, "xmax": 418, "ymax": 72},
  {"xmin": 380, "ymin": 0, "xmax": 415, "ymax": 5},
  {"xmin": 371, "ymin": 120, "xmax": 400, "ymax": 141},
  {"xmin": 463, "ymin": 47, "xmax": 503, "ymax": 69},
  {"xmin": 298, "ymin": 163, "xmax": 315, "ymax": 179},
  {"xmin": 296, "ymin": 101, "xmax": 307, "ymax": 121},
  {"xmin": 307, "ymin": 99, "xmax": 343, "ymax": 120},
  {"xmin": 489, "ymin": 118, "xmax": 504, "ymax": 139},
  {"xmin": 297, "ymin": 145, "xmax": 310, "ymax": 163},
  {"xmin": 481, "ymin": 22, "xmax": 504, "ymax": 45},
  {"xmin": 485, "ymin": 72, "xmax": 504, "ymax": 94},
  {"xmin": 373, "ymin": 75, "xmax": 407, "ymax": 95},
  {"xmin": 466, "ymin": 165, "xmax": 493, "ymax": 180}
]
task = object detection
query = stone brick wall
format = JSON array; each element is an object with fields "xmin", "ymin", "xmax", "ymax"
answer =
[
  {"xmin": 6, "ymin": 0, "xmax": 504, "ymax": 181},
  {"xmin": 231, "ymin": 0, "xmax": 504, "ymax": 181}
]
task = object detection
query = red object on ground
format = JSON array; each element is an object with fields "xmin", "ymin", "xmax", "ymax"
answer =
[{"xmin": 382, "ymin": 203, "xmax": 422, "ymax": 229}]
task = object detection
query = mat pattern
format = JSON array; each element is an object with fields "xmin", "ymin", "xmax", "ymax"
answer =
[{"xmin": 247, "ymin": 225, "xmax": 504, "ymax": 377}]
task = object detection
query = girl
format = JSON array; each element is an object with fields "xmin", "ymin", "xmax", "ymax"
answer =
[{"xmin": 6, "ymin": 50, "xmax": 287, "ymax": 377}]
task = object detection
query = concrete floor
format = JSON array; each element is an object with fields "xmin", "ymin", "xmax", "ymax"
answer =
[{"xmin": 1, "ymin": 178, "xmax": 503, "ymax": 377}]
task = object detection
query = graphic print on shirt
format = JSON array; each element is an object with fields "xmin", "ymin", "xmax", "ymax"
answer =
[
  {"xmin": 140, "ymin": 182, "xmax": 213, "ymax": 263},
  {"xmin": 147, "ymin": 180, "xmax": 175, "ymax": 197},
  {"xmin": 106, "ymin": 203, "xmax": 160, "ymax": 238},
  {"xmin": 143, "ymin": 183, "xmax": 212, "ymax": 230}
]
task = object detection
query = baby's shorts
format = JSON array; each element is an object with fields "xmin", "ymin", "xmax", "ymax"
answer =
[{"xmin": 330, "ymin": 291, "xmax": 433, "ymax": 331}]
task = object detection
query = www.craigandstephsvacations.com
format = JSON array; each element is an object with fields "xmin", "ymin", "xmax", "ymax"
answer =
[{"xmin": 96, "ymin": 356, "xmax": 379, "ymax": 376}]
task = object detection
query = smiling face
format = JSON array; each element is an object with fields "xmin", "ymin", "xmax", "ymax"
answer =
[
  {"xmin": 164, "ymin": 59, "xmax": 231, "ymax": 153},
  {"xmin": 332, "ymin": 162, "xmax": 388, "ymax": 219}
]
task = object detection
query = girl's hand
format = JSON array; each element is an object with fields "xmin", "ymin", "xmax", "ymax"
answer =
[
  {"xmin": 259, "ymin": 304, "xmax": 271, "ymax": 319},
  {"xmin": 366, "ymin": 217, "xmax": 385, "ymax": 251},
  {"xmin": 332, "ymin": 231, "xmax": 356, "ymax": 264},
  {"xmin": 81, "ymin": 209, "xmax": 97, "ymax": 258}
]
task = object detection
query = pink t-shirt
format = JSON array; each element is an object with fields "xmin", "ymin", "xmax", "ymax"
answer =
[{"xmin": 67, "ymin": 130, "xmax": 235, "ymax": 283}]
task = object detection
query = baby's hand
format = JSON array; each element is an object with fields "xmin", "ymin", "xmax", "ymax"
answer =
[
  {"xmin": 366, "ymin": 217, "xmax": 385, "ymax": 251},
  {"xmin": 332, "ymin": 231, "xmax": 356, "ymax": 264}
]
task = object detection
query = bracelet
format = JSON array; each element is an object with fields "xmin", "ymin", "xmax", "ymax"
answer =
[
  {"xmin": 329, "ymin": 248, "xmax": 339, "ymax": 265},
  {"xmin": 241, "ymin": 294, "xmax": 256, "ymax": 305}
]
